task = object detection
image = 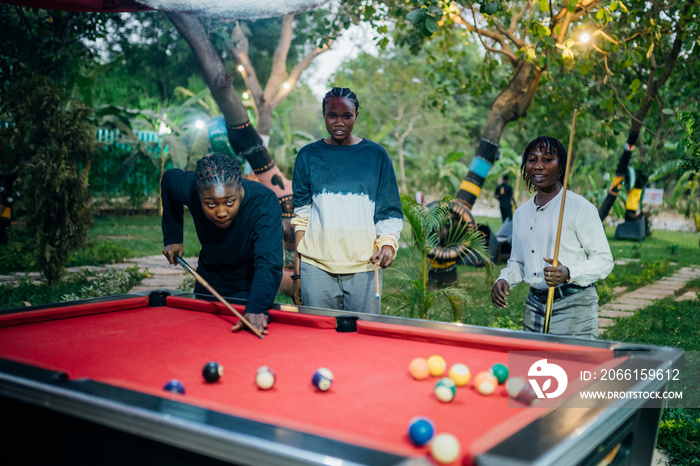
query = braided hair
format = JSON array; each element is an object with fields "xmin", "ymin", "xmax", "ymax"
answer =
[
  {"xmin": 195, "ymin": 153, "xmax": 242, "ymax": 193},
  {"xmin": 520, "ymin": 136, "xmax": 568, "ymax": 192},
  {"xmin": 322, "ymin": 87, "xmax": 360, "ymax": 113}
]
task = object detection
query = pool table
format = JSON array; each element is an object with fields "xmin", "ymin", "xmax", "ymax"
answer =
[{"xmin": 0, "ymin": 290, "xmax": 683, "ymax": 465}]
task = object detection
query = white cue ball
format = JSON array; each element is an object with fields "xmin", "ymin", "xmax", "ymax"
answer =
[
  {"xmin": 255, "ymin": 366, "xmax": 276, "ymax": 390},
  {"xmin": 430, "ymin": 432, "xmax": 461, "ymax": 464}
]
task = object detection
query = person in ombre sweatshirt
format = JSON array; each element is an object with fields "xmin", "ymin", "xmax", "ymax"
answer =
[{"xmin": 290, "ymin": 87, "xmax": 403, "ymax": 314}]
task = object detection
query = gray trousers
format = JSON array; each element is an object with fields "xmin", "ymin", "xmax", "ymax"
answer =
[
  {"xmin": 300, "ymin": 261, "xmax": 381, "ymax": 314},
  {"xmin": 523, "ymin": 286, "xmax": 599, "ymax": 339}
]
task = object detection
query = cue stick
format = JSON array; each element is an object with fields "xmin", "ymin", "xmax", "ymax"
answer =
[
  {"xmin": 173, "ymin": 254, "xmax": 264, "ymax": 339},
  {"xmin": 544, "ymin": 107, "xmax": 579, "ymax": 334},
  {"xmin": 375, "ymin": 262, "xmax": 380, "ymax": 299}
]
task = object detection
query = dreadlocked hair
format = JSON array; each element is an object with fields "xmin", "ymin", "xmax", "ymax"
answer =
[
  {"xmin": 322, "ymin": 87, "xmax": 360, "ymax": 113},
  {"xmin": 520, "ymin": 136, "xmax": 568, "ymax": 192},
  {"xmin": 195, "ymin": 153, "xmax": 242, "ymax": 193}
]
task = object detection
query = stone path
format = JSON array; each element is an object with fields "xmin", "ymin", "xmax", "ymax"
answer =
[
  {"xmin": 598, "ymin": 266, "xmax": 700, "ymax": 337},
  {"xmin": 125, "ymin": 255, "xmax": 198, "ymax": 294}
]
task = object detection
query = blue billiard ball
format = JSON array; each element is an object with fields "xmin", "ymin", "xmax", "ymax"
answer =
[
  {"xmin": 312, "ymin": 367, "xmax": 334, "ymax": 391},
  {"xmin": 163, "ymin": 379, "xmax": 185, "ymax": 394},
  {"xmin": 408, "ymin": 416, "xmax": 435, "ymax": 446}
]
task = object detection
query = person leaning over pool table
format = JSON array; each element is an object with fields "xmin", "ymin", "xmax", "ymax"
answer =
[{"xmin": 161, "ymin": 153, "xmax": 284, "ymax": 335}]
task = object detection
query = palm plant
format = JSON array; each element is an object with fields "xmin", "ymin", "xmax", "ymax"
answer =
[
  {"xmin": 670, "ymin": 171, "xmax": 700, "ymax": 231},
  {"xmin": 388, "ymin": 195, "xmax": 492, "ymax": 322}
]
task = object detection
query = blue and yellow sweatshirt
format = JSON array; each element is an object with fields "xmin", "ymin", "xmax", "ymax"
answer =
[{"xmin": 291, "ymin": 139, "xmax": 403, "ymax": 274}]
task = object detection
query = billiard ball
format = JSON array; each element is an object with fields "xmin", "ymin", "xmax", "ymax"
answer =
[
  {"xmin": 448, "ymin": 363, "xmax": 471, "ymax": 386},
  {"xmin": 255, "ymin": 366, "xmax": 276, "ymax": 390},
  {"xmin": 163, "ymin": 379, "xmax": 185, "ymax": 394},
  {"xmin": 490, "ymin": 363, "xmax": 509, "ymax": 384},
  {"xmin": 312, "ymin": 367, "xmax": 334, "ymax": 391},
  {"xmin": 473, "ymin": 371, "xmax": 498, "ymax": 395},
  {"xmin": 408, "ymin": 416, "xmax": 435, "ymax": 446},
  {"xmin": 434, "ymin": 377, "xmax": 457, "ymax": 403},
  {"xmin": 409, "ymin": 357, "xmax": 430, "ymax": 380},
  {"xmin": 430, "ymin": 432, "xmax": 461, "ymax": 464},
  {"xmin": 427, "ymin": 355, "xmax": 446, "ymax": 377},
  {"xmin": 506, "ymin": 377, "xmax": 539, "ymax": 405},
  {"xmin": 202, "ymin": 361, "xmax": 223, "ymax": 383}
]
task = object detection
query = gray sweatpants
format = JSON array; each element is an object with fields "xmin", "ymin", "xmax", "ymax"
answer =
[
  {"xmin": 300, "ymin": 261, "xmax": 381, "ymax": 314},
  {"xmin": 523, "ymin": 286, "xmax": 599, "ymax": 339}
]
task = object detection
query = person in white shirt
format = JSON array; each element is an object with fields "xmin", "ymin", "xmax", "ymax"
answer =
[{"xmin": 491, "ymin": 136, "xmax": 613, "ymax": 339}]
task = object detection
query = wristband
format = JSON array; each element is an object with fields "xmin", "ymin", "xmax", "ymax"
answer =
[
  {"xmin": 565, "ymin": 267, "xmax": 571, "ymax": 283},
  {"xmin": 291, "ymin": 274, "xmax": 301, "ymax": 280}
]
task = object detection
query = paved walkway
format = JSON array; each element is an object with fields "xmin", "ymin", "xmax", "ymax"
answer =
[
  {"xmin": 598, "ymin": 266, "xmax": 700, "ymax": 337},
  {"xmin": 125, "ymin": 255, "xmax": 198, "ymax": 293}
]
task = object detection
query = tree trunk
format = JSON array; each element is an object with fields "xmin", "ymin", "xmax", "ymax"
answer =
[
  {"xmin": 455, "ymin": 61, "xmax": 542, "ymax": 209},
  {"xmin": 166, "ymin": 11, "xmax": 295, "ymax": 249},
  {"xmin": 598, "ymin": 20, "xmax": 685, "ymax": 222}
]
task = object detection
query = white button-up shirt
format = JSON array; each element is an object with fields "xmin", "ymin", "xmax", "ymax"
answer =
[{"xmin": 497, "ymin": 190, "xmax": 614, "ymax": 291}]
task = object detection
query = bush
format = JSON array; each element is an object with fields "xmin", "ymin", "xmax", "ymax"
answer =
[
  {"xmin": 0, "ymin": 266, "xmax": 147, "ymax": 309},
  {"xmin": 60, "ymin": 266, "xmax": 148, "ymax": 301},
  {"xmin": 657, "ymin": 408, "xmax": 700, "ymax": 465},
  {"xmin": 1, "ymin": 75, "xmax": 95, "ymax": 285}
]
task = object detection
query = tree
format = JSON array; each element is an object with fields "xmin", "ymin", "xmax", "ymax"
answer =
[
  {"xmin": 0, "ymin": 5, "xmax": 115, "ymax": 103},
  {"xmin": 226, "ymin": 12, "xmax": 332, "ymax": 140},
  {"xmin": 165, "ymin": 5, "xmax": 368, "ymax": 248},
  {"xmin": 0, "ymin": 76, "xmax": 94, "ymax": 285},
  {"xmin": 591, "ymin": 0, "xmax": 700, "ymax": 222},
  {"xmin": 94, "ymin": 11, "xmax": 199, "ymax": 109}
]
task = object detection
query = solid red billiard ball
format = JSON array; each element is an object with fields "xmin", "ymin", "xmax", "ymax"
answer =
[
  {"xmin": 409, "ymin": 357, "xmax": 430, "ymax": 380},
  {"xmin": 202, "ymin": 361, "xmax": 223, "ymax": 383}
]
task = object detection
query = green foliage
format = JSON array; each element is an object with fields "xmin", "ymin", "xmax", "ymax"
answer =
[
  {"xmin": 678, "ymin": 112, "xmax": 700, "ymax": 173},
  {"xmin": 0, "ymin": 6, "xmax": 114, "ymax": 101},
  {"xmin": 60, "ymin": 266, "xmax": 147, "ymax": 301},
  {"xmin": 388, "ymin": 195, "xmax": 491, "ymax": 321},
  {"xmin": 66, "ymin": 240, "xmax": 131, "ymax": 268},
  {"xmin": 603, "ymin": 260, "xmax": 672, "ymax": 292},
  {"xmin": 1, "ymin": 75, "xmax": 94, "ymax": 285},
  {"xmin": 95, "ymin": 12, "xmax": 197, "ymax": 109},
  {"xmin": 0, "ymin": 266, "xmax": 145, "ymax": 309},
  {"xmin": 657, "ymin": 408, "xmax": 700, "ymax": 464}
]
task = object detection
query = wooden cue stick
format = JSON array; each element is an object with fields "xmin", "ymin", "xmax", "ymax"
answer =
[
  {"xmin": 174, "ymin": 254, "xmax": 264, "ymax": 339},
  {"xmin": 375, "ymin": 262, "xmax": 380, "ymax": 299},
  {"xmin": 544, "ymin": 107, "xmax": 579, "ymax": 334}
]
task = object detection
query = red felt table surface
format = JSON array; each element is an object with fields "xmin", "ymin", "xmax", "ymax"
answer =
[{"xmin": 0, "ymin": 297, "xmax": 613, "ymax": 465}]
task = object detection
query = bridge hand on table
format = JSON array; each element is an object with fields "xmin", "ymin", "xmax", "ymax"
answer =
[{"xmin": 232, "ymin": 313, "xmax": 269, "ymax": 335}]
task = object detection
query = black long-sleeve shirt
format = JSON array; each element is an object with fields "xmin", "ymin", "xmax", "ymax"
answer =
[{"xmin": 161, "ymin": 169, "xmax": 283, "ymax": 315}]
